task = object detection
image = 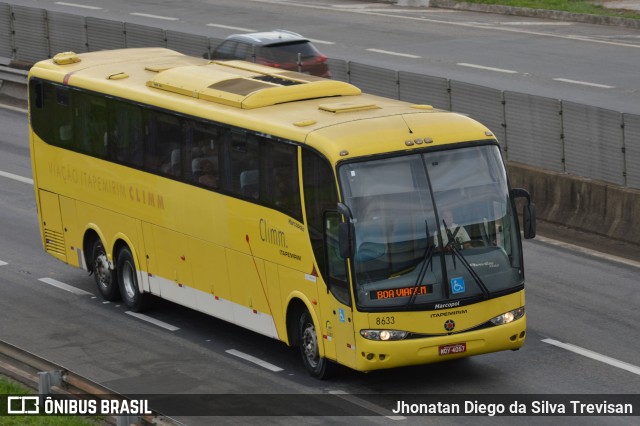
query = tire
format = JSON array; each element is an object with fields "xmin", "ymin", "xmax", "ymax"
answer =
[
  {"xmin": 91, "ymin": 239, "xmax": 120, "ymax": 301},
  {"xmin": 116, "ymin": 246, "xmax": 147, "ymax": 312},
  {"xmin": 298, "ymin": 310, "xmax": 334, "ymax": 379}
]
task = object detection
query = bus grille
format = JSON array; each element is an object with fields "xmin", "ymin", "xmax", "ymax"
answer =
[{"xmin": 44, "ymin": 229, "xmax": 66, "ymax": 257}]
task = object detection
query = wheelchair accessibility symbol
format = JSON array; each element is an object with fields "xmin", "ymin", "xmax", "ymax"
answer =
[{"xmin": 451, "ymin": 277, "xmax": 465, "ymax": 294}]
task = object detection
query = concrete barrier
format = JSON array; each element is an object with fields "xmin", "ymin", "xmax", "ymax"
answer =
[{"xmin": 508, "ymin": 162, "xmax": 640, "ymax": 246}]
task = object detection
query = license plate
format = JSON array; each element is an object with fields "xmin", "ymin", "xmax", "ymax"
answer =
[{"xmin": 439, "ymin": 343, "xmax": 466, "ymax": 356}]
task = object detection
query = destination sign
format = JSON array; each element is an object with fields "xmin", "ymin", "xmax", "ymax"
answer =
[{"xmin": 371, "ymin": 285, "xmax": 432, "ymax": 300}]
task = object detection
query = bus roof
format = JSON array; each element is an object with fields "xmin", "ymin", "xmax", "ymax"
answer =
[{"xmin": 30, "ymin": 48, "xmax": 495, "ymax": 164}]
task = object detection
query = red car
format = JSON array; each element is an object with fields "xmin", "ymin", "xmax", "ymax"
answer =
[{"xmin": 211, "ymin": 30, "xmax": 331, "ymax": 78}]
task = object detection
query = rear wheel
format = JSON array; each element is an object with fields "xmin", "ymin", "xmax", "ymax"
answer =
[
  {"xmin": 116, "ymin": 246, "xmax": 147, "ymax": 312},
  {"xmin": 298, "ymin": 310, "xmax": 334, "ymax": 379},
  {"xmin": 91, "ymin": 239, "xmax": 120, "ymax": 301}
]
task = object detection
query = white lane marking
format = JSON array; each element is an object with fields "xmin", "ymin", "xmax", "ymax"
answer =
[
  {"xmin": 533, "ymin": 235, "xmax": 640, "ymax": 269},
  {"xmin": 39, "ymin": 277, "xmax": 93, "ymax": 296},
  {"xmin": 0, "ymin": 260, "xmax": 7, "ymax": 266},
  {"xmin": 125, "ymin": 311, "xmax": 180, "ymax": 331},
  {"xmin": 130, "ymin": 12, "xmax": 179, "ymax": 21},
  {"xmin": 54, "ymin": 2, "xmax": 102, "ymax": 10},
  {"xmin": 206, "ymin": 23, "xmax": 256, "ymax": 32},
  {"xmin": 225, "ymin": 349, "xmax": 284, "ymax": 372},
  {"xmin": 0, "ymin": 170, "xmax": 33, "ymax": 185},
  {"xmin": 542, "ymin": 338, "xmax": 640, "ymax": 376},
  {"xmin": 329, "ymin": 390, "xmax": 405, "ymax": 420},
  {"xmin": 457, "ymin": 63, "xmax": 518, "ymax": 74},
  {"xmin": 553, "ymin": 78, "xmax": 615, "ymax": 89},
  {"xmin": 367, "ymin": 48, "xmax": 421, "ymax": 59},
  {"xmin": 307, "ymin": 38, "xmax": 335, "ymax": 45}
]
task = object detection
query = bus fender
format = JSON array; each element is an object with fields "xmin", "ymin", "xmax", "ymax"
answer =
[
  {"xmin": 111, "ymin": 232, "xmax": 144, "ymax": 293},
  {"xmin": 82, "ymin": 224, "xmax": 111, "ymax": 270},
  {"xmin": 284, "ymin": 291, "xmax": 326, "ymax": 356}
]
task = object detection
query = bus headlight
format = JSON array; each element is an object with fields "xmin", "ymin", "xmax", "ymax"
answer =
[
  {"xmin": 490, "ymin": 307, "xmax": 525, "ymax": 326},
  {"xmin": 360, "ymin": 329, "xmax": 408, "ymax": 341}
]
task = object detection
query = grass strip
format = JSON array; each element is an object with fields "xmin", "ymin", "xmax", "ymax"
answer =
[
  {"xmin": 0, "ymin": 376, "xmax": 105, "ymax": 425},
  {"xmin": 453, "ymin": 0, "xmax": 640, "ymax": 20}
]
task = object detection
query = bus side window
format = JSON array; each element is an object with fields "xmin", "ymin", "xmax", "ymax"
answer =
[
  {"xmin": 54, "ymin": 86, "xmax": 73, "ymax": 148},
  {"xmin": 145, "ymin": 110, "xmax": 182, "ymax": 177},
  {"xmin": 191, "ymin": 125, "xmax": 221, "ymax": 189},
  {"xmin": 74, "ymin": 93, "xmax": 108, "ymax": 158},
  {"xmin": 263, "ymin": 140, "xmax": 301, "ymax": 220},
  {"xmin": 228, "ymin": 131, "xmax": 259, "ymax": 199},
  {"xmin": 109, "ymin": 100, "xmax": 143, "ymax": 167}
]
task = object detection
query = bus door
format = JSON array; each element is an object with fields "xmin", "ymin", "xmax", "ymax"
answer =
[{"xmin": 318, "ymin": 212, "xmax": 356, "ymax": 368}]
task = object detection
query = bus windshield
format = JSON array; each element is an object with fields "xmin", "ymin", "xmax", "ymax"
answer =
[{"xmin": 338, "ymin": 144, "xmax": 524, "ymax": 310}]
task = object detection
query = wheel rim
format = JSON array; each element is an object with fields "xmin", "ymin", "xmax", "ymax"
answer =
[
  {"xmin": 94, "ymin": 253, "xmax": 111, "ymax": 290},
  {"xmin": 302, "ymin": 321, "xmax": 319, "ymax": 368},
  {"xmin": 122, "ymin": 261, "xmax": 137, "ymax": 300}
]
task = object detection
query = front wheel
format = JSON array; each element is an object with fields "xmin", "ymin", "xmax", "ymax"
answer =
[
  {"xmin": 116, "ymin": 246, "xmax": 147, "ymax": 312},
  {"xmin": 91, "ymin": 239, "xmax": 120, "ymax": 301},
  {"xmin": 298, "ymin": 310, "xmax": 334, "ymax": 379}
]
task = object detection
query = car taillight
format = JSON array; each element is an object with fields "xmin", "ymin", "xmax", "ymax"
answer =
[{"xmin": 256, "ymin": 57, "xmax": 282, "ymax": 68}]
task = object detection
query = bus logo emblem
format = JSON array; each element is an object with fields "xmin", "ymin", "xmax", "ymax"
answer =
[{"xmin": 444, "ymin": 319, "xmax": 455, "ymax": 332}]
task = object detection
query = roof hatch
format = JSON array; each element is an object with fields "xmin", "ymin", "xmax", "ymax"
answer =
[
  {"xmin": 318, "ymin": 101, "xmax": 380, "ymax": 113},
  {"xmin": 146, "ymin": 62, "xmax": 361, "ymax": 109}
]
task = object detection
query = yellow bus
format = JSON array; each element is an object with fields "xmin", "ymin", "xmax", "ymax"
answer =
[{"xmin": 28, "ymin": 48, "xmax": 536, "ymax": 378}]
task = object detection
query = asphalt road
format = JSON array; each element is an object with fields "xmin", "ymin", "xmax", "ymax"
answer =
[
  {"xmin": 3, "ymin": 0, "xmax": 640, "ymax": 114},
  {"xmin": 1, "ymin": 103, "xmax": 639, "ymax": 424}
]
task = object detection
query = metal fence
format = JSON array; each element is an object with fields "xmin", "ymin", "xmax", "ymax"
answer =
[{"xmin": 1, "ymin": 2, "xmax": 638, "ymax": 190}]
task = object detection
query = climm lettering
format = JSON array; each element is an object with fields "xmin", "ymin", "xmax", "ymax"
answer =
[
  {"xmin": 259, "ymin": 218, "xmax": 286, "ymax": 248},
  {"xmin": 129, "ymin": 186, "xmax": 164, "ymax": 209}
]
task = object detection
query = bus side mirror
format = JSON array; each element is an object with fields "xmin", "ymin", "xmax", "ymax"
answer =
[
  {"xmin": 522, "ymin": 203, "xmax": 536, "ymax": 239},
  {"xmin": 511, "ymin": 188, "xmax": 536, "ymax": 239},
  {"xmin": 337, "ymin": 203, "xmax": 355, "ymax": 259}
]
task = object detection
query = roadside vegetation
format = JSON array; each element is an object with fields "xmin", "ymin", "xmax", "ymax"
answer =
[
  {"xmin": 455, "ymin": 0, "xmax": 640, "ymax": 20},
  {"xmin": 0, "ymin": 376, "xmax": 104, "ymax": 426}
]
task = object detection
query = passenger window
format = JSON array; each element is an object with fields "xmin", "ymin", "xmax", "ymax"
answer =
[
  {"xmin": 144, "ymin": 111, "xmax": 182, "ymax": 177},
  {"xmin": 54, "ymin": 87, "xmax": 73, "ymax": 149},
  {"xmin": 109, "ymin": 101, "xmax": 143, "ymax": 167},
  {"xmin": 191, "ymin": 126, "xmax": 222, "ymax": 189},
  {"xmin": 263, "ymin": 141, "xmax": 301, "ymax": 220},
  {"xmin": 74, "ymin": 93, "xmax": 108, "ymax": 158},
  {"xmin": 228, "ymin": 131, "xmax": 259, "ymax": 199}
]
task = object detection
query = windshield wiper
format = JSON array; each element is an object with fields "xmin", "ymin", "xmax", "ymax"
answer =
[
  {"xmin": 407, "ymin": 220, "xmax": 434, "ymax": 308},
  {"xmin": 443, "ymin": 222, "xmax": 490, "ymax": 298}
]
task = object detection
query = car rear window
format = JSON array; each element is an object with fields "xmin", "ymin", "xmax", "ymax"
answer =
[{"xmin": 258, "ymin": 41, "xmax": 320, "ymax": 62}]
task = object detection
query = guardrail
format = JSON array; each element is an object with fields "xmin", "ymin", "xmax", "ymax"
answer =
[
  {"xmin": 0, "ymin": 65, "xmax": 27, "ymax": 84},
  {"xmin": 0, "ymin": 340, "xmax": 178, "ymax": 425}
]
